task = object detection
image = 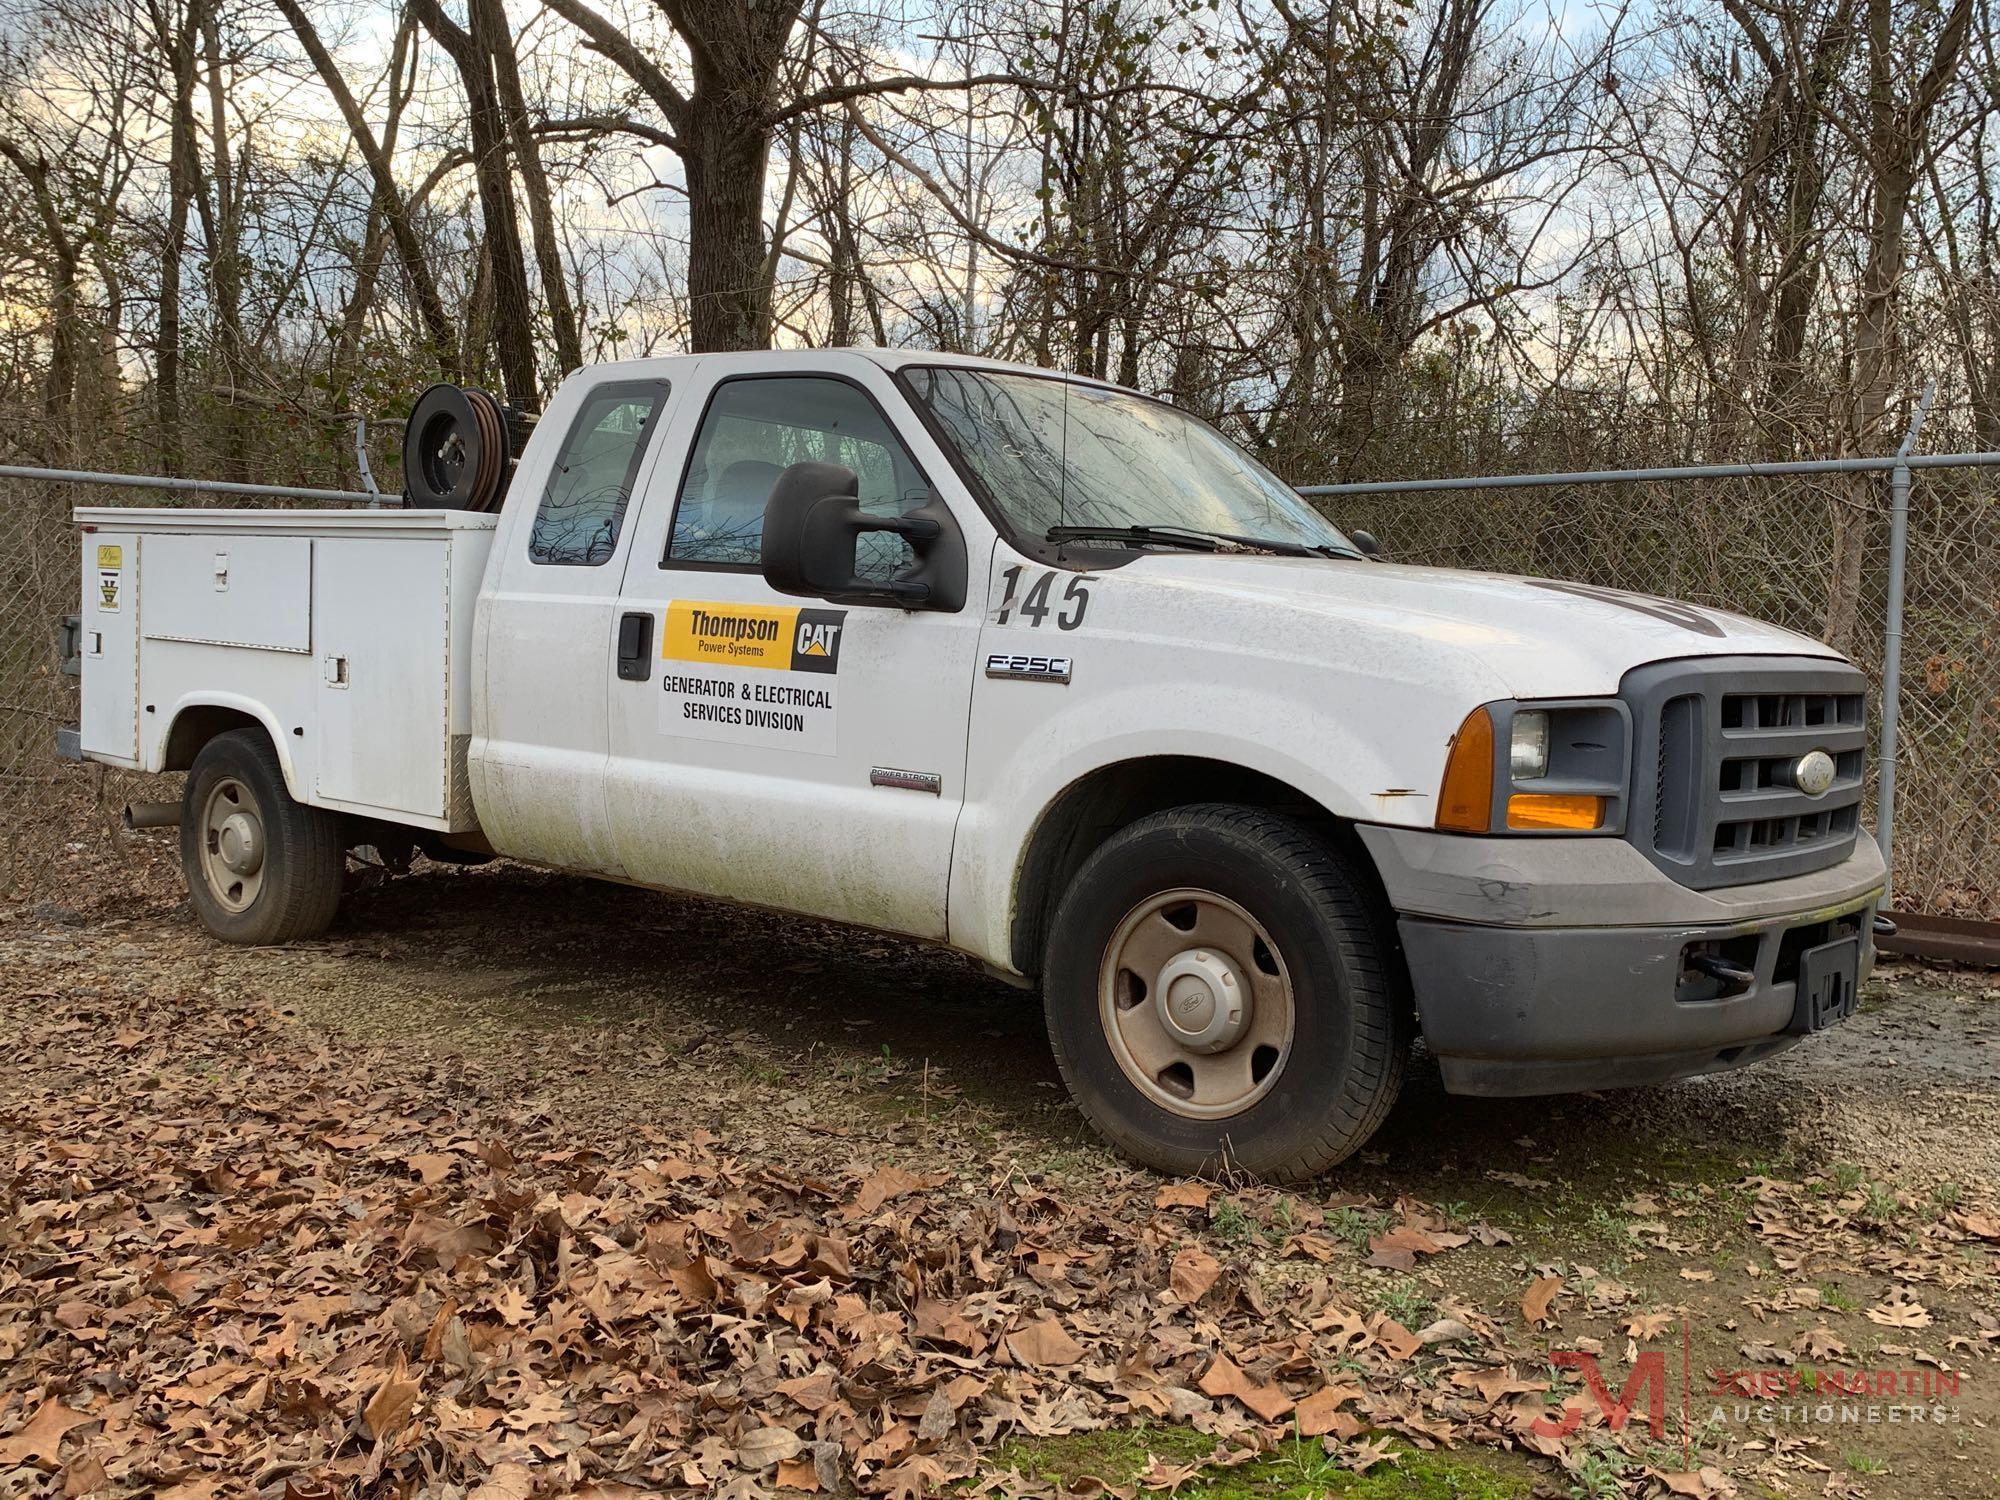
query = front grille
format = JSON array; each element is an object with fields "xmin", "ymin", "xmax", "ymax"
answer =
[{"xmin": 1624, "ymin": 657, "xmax": 1869, "ymax": 890}]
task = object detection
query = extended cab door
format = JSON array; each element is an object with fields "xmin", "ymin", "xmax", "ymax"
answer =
[
  {"xmin": 471, "ymin": 371, "xmax": 684, "ymax": 875},
  {"xmin": 603, "ymin": 361, "xmax": 985, "ymax": 938}
]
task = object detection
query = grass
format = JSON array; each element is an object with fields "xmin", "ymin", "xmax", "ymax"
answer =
[{"xmin": 984, "ymin": 1426, "xmax": 1532, "ymax": 1498}]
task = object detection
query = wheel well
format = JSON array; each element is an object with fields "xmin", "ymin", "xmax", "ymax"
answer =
[
  {"xmin": 162, "ymin": 705, "xmax": 268, "ymax": 772},
  {"xmin": 1008, "ymin": 756, "xmax": 1384, "ymax": 978}
]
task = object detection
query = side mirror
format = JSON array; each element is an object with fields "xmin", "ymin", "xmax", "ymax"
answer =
[
  {"xmin": 1350, "ymin": 529, "xmax": 1384, "ymax": 559},
  {"xmin": 761, "ymin": 461, "xmax": 966, "ymax": 611}
]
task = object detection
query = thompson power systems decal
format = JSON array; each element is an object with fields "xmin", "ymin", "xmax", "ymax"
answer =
[{"xmin": 658, "ymin": 600, "xmax": 846, "ymax": 755}]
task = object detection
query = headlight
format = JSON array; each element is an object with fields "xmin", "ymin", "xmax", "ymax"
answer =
[
  {"xmin": 1509, "ymin": 710, "xmax": 1550, "ymax": 780},
  {"xmin": 1436, "ymin": 700, "xmax": 1630, "ymax": 834}
]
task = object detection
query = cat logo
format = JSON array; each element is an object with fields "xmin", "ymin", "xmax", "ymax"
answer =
[
  {"xmin": 663, "ymin": 601, "xmax": 845, "ymax": 674},
  {"xmin": 789, "ymin": 609, "xmax": 846, "ymax": 674}
]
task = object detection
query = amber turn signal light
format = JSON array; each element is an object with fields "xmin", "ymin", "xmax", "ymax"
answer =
[
  {"xmin": 1436, "ymin": 707, "xmax": 1496, "ymax": 832},
  {"xmin": 1505, "ymin": 793, "xmax": 1606, "ymax": 830}
]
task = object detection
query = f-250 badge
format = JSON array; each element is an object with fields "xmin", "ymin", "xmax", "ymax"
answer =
[{"xmin": 985, "ymin": 652, "xmax": 1071, "ymax": 683}]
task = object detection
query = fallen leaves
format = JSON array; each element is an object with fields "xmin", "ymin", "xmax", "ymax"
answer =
[
  {"xmin": 0, "ymin": 1400, "xmax": 90, "ymax": 1468},
  {"xmin": 15, "ymin": 907, "xmax": 2000, "ymax": 1500},
  {"xmin": 1197, "ymin": 1356, "xmax": 1294, "ymax": 1422},
  {"xmin": 1866, "ymin": 1299, "xmax": 1934, "ymax": 1328},
  {"xmin": 1521, "ymin": 1275, "xmax": 1564, "ymax": 1327},
  {"xmin": 1168, "ymin": 1246, "xmax": 1222, "ymax": 1303},
  {"xmin": 1006, "ymin": 1317, "xmax": 1085, "ymax": 1368},
  {"xmin": 362, "ymin": 1358, "xmax": 423, "ymax": 1440}
]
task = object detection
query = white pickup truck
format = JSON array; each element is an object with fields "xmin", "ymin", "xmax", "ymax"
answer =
[{"xmin": 65, "ymin": 349, "xmax": 1886, "ymax": 1179}]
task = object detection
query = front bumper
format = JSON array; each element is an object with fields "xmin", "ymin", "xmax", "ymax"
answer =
[{"xmin": 1357, "ymin": 826, "xmax": 1886, "ymax": 1097}]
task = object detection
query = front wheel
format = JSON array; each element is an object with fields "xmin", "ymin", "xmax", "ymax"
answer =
[
  {"xmin": 180, "ymin": 729, "xmax": 345, "ymax": 944},
  {"xmin": 1043, "ymin": 805, "xmax": 1408, "ymax": 1181}
]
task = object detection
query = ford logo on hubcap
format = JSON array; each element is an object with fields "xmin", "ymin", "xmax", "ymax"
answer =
[{"xmin": 1792, "ymin": 749, "xmax": 1837, "ymax": 797}]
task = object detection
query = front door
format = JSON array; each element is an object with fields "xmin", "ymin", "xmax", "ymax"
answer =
[
  {"xmin": 604, "ymin": 363, "xmax": 985, "ymax": 938},
  {"xmin": 472, "ymin": 372, "xmax": 680, "ymax": 876}
]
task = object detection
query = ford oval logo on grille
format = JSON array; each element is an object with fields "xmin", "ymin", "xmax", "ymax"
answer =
[{"xmin": 1792, "ymin": 749, "xmax": 1837, "ymax": 797}]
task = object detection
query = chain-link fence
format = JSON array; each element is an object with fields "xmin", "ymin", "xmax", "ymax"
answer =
[
  {"xmin": 0, "ymin": 472, "xmax": 370, "ymax": 912},
  {"xmin": 1307, "ymin": 450, "xmax": 2000, "ymax": 918},
  {"xmin": 4, "ymin": 447, "xmax": 1996, "ymax": 919}
]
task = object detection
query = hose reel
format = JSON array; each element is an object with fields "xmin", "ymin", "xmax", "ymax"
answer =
[{"xmin": 400, "ymin": 384, "xmax": 533, "ymax": 511}]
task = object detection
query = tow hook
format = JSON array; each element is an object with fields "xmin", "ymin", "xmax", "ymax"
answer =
[
  {"xmin": 1872, "ymin": 914, "xmax": 1899, "ymax": 939},
  {"xmin": 1683, "ymin": 947, "xmax": 1757, "ymax": 996}
]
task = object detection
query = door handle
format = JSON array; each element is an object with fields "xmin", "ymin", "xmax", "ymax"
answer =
[{"xmin": 616, "ymin": 611, "xmax": 654, "ymax": 681}]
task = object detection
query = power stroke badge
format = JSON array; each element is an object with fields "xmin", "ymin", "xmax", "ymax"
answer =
[{"xmin": 658, "ymin": 601, "xmax": 846, "ymax": 755}]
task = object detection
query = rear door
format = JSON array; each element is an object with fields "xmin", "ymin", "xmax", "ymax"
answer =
[
  {"xmin": 603, "ymin": 361, "xmax": 985, "ymax": 938},
  {"xmin": 471, "ymin": 372, "xmax": 682, "ymax": 875}
]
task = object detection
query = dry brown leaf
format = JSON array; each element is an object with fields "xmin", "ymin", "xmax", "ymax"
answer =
[
  {"xmin": 1293, "ymin": 1383, "xmax": 1365, "ymax": 1436},
  {"xmin": 468, "ymin": 1463, "xmax": 535, "ymax": 1500},
  {"xmin": 1169, "ymin": 1247, "xmax": 1222, "ymax": 1303},
  {"xmin": 1645, "ymin": 1467, "xmax": 1732, "ymax": 1498},
  {"xmin": 736, "ymin": 1425, "xmax": 805, "ymax": 1469},
  {"xmin": 1626, "ymin": 1310, "xmax": 1678, "ymax": 1340},
  {"xmin": 0, "ymin": 1401, "xmax": 91, "ymax": 1468},
  {"xmin": 1955, "ymin": 1211, "xmax": 2000, "ymax": 1240},
  {"xmin": 1008, "ymin": 1317, "xmax": 1085, "ymax": 1367},
  {"xmin": 1154, "ymin": 1182, "xmax": 1214, "ymax": 1209},
  {"xmin": 1197, "ymin": 1355, "xmax": 1294, "ymax": 1421},
  {"xmin": 775, "ymin": 1456, "xmax": 821, "ymax": 1492},
  {"xmin": 362, "ymin": 1358, "xmax": 422, "ymax": 1440},
  {"xmin": 1521, "ymin": 1275, "xmax": 1563, "ymax": 1327},
  {"xmin": 847, "ymin": 1164, "xmax": 930, "ymax": 1216},
  {"xmin": 1866, "ymin": 1300, "xmax": 1932, "ymax": 1328},
  {"xmin": 62, "ymin": 1454, "xmax": 110, "ymax": 1497}
]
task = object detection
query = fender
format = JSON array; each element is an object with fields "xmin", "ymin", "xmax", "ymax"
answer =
[
  {"xmin": 151, "ymin": 692, "xmax": 306, "ymax": 802},
  {"xmin": 947, "ymin": 671, "xmax": 1477, "ymax": 971}
]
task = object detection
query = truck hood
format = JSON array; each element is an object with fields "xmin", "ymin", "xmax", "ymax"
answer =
[{"xmin": 1125, "ymin": 553, "xmax": 1840, "ymax": 697}]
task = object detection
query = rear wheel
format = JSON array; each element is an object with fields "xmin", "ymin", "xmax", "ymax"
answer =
[
  {"xmin": 1044, "ymin": 805, "xmax": 1408, "ymax": 1181},
  {"xmin": 180, "ymin": 730, "xmax": 344, "ymax": 944}
]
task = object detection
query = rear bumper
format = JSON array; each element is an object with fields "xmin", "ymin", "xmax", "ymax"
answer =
[{"xmin": 1357, "ymin": 826, "xmax": 1885, "ymax": 1097}]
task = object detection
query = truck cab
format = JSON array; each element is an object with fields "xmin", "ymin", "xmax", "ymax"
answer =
[{"xmin": 69, "ymin": 349, "xmax": 1886, "ymax": 1180}]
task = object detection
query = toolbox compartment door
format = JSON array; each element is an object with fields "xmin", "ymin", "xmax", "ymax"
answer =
[
  {"xmin": 142, "ymin": 533, "xmax": 313, "ymax": 653},
  {"xmin": 312, "ymin": 537, "xmax": 451, "ymax": 818},
  {"xmin": 79, "ymin": 532, "xmax": 140, "ymax": 763}
]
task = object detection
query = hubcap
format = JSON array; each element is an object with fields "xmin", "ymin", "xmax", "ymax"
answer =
[
  {"xmin": 199, "ymin": 778, "xmax": 266, "ymax": 913},
  {"xmin": 1099, "ymin": 888, "xmax": 1295, "ymax": 1119}
]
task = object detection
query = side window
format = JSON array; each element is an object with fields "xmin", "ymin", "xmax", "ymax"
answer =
[
  {"xmin": 528, "ymin": 382, "xmax": 664, "ymax": 566},
  {"xmin": 666, "ymin": 376, "xmax": 927, "ymax": 579}
]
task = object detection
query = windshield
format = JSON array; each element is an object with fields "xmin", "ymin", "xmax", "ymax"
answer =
[{"xmin": 905, "ymin": 367, "xmax": 1356, "ymax": 555}]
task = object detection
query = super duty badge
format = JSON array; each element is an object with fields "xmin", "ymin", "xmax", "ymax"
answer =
[{"xmin": 985, "ymin": 652, "xmax": 1072, "ymax": 684}]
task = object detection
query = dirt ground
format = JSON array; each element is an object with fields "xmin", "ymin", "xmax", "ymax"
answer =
[{"xmin": 6, "ymin": 856, "xmax": 2000, "ymax": 1499}]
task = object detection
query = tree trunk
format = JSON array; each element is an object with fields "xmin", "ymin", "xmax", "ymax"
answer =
[
  {"xmin": 201, "ymin": 6, "xmax": 248, "ymax": 479},
  {"xmin": 0, "ymin": 140, "xmax": 80, "ymax": 449},
  {"xmin": 1821, "ymin": 0, "xmax": 1971, "ymax": 652},
  {"xmin": 480, "ymin": 0, "xmax": 583, "ymax": 375},
  {"xmin": 149, "ymin": 0, "xmax": 200, "ymax": 473},
  {"xmin": 683, "ymin": 111, "xmax": 775, "ymax": 351},
  {"xmin": 274, "ymin": 0, "xmax": 462, "ymax": 382},
  {"xmin": 412, "ymin": 0, "xmax": 539, "ymax": 409}
]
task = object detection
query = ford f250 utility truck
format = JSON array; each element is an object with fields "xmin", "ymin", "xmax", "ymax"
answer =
[{"xmin": 65, "ymin": 349, "xmax": 1886, "ymax": 1180}]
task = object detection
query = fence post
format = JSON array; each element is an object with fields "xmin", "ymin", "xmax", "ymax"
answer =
[{"xmin": 1876, "ymin": 380, "xmax": 1936, "ymax": 910}]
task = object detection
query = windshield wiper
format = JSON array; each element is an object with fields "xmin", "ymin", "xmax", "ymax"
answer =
[{"xmin": 1046, "ymin": 524, "xmax": 1357, "ymax": 559}]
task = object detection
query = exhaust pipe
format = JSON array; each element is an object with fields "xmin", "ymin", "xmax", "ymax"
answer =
[{"xmin": 123, "ymin": 801, "xmax": 182, "ymax": 830}]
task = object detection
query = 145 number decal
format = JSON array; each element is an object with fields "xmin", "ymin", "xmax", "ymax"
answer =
[{"xmin": 996, "ymin": 566, "xmax": 1089, "ymax": 630}]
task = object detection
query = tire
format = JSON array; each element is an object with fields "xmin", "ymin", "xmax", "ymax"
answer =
[
  {"xmin": 179, "ymin": 729, "xmax": 345, "ymax": 945},
  {"xmin": 1043, "ymin": 805, "xmax": 1409, "ymax": 1182}
]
